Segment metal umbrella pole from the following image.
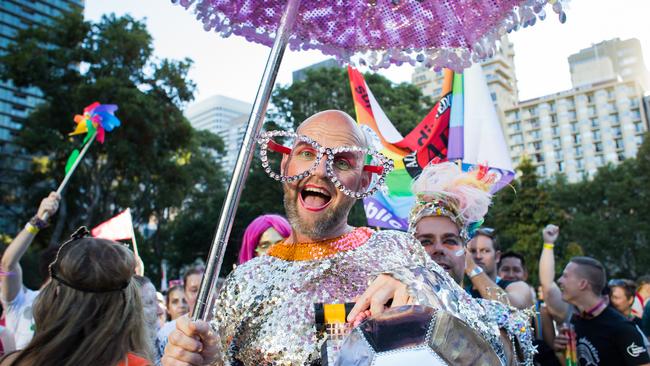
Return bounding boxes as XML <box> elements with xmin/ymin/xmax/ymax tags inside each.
<box><xmin>192</xmin><ymin>0</ymin><xmax>303</xmax><ymax>321</ymax></box>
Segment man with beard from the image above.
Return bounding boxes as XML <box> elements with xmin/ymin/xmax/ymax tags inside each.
<box><xmin>162</xmin><ymin>111</ymin><xmax>532</xmax><ymax>366</ymax></box>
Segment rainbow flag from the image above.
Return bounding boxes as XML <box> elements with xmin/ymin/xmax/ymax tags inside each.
<box><xmin>347</xmin><ymin>65</ymin><xmax>514</xmax><ymax>230</ymax></box>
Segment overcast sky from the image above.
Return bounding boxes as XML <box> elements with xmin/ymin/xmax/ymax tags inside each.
<box><xmin>85</xmin><ymin>0</ymin><xmax>650</xmax><ymax>106</ymax></box>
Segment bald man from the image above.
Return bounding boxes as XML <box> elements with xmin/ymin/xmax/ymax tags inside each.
<box><xmin>162</xmin><ymin>111</ymin><xmax>525</xmax><ymax>366</ymax></box>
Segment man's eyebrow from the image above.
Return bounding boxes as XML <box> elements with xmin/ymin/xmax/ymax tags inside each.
<box><xmin>441</xmin><ymin>233</ymin><xmax>461</xmax><ymax>239</ymax></box>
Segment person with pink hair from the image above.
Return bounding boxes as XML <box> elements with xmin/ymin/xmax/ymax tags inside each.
<box><xmin>238</xmin><ymin>214</ymin><xmax>291</xmax><ymax>264</ymax></box>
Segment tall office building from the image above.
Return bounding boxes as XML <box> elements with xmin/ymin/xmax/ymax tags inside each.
<box><xmin>0</xmin><ymin>0</ymin><xmax>85</xmax><ymax>232</ymax></box>
<box><xmin>503</xmin><ymin>79</ymin><xmax>647</xmax><ymax>182</ymax></box>
<box><xmin>569</xmin><ymin>38</ymin><xmax>650</xmax><ymax>90</ymax></box>
<box><xmin>184</xmin><ymin>95</ymin><xmax>252</xmax><ymax>174</ymax></box>
<box><xmin>412</xmin><ymin>35</ymin><xmax>519</xmax><ymax>110</ymax></box>
<box><xmin>292</xmin><ymin>58</ymin><xmax>339</xmax><ymax>83</ymax></box>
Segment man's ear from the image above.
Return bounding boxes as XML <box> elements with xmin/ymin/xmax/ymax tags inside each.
<box><xmin>578</xmin><ymin>278</ymin><xmax>589</xmax><ymax>292</ymax></box>
<box><xmin>495</xmin><ymin>250</ymin><xmax>501</xmax><ymax>262</ymax></box>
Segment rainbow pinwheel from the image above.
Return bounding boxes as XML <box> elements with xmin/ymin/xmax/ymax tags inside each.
<box><xmin>55</xmin><ymin>102</ymin><xmax>121</xmax><ymax>197</ymax></box>
<box><xmin>69</xmin><ymin>102</ymin><xmax>120</xmax><ymax>144</ymax></box>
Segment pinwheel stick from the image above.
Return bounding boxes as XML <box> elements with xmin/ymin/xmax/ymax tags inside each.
<box><xmin>42</xmin><ymin>132</ymin><xmax>97</xmax><ymax>222</ymax></box>
<box><xmin>192</xmin><ymin>0</ymin><xmax>303</xmax><ymax>321</ymax></box>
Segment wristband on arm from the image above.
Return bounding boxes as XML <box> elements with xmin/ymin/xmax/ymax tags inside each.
<box><xmin>543</xmin><ymin>243</ymin><xmax>555</xmax><ymax>250</ymax></box>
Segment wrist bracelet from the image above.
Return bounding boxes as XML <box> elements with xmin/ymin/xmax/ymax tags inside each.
<box><xmin>468</xmin><ymin>266</ymin><xmax>484</xmax><ymax>278</ymax></box>
<box><xmin>25</xmin><ymin>223</ymin><xmax>40</xmax><ymax>235</ymax></box>
<box><xmin>29</xmin><ymin>215</ymin><xmax>49</xmax><ymax>230</ymax></box>
<box><xmin>543</xmin><ymin>243</ymin><xmax>555</xmax><ymax>250</ymax></box>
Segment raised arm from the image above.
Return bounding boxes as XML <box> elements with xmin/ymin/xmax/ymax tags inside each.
<box><xmin>1</xmin><ymin>193</ymin><xmax>60</xmax><ymax>302</ymax></box>
<box><xmin>538</xmin><ymin>224</ymin><xmax>569</xmax><ymax>321</ymax></box>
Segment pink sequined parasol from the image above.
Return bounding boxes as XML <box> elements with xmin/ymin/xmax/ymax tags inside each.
<box><xmin>175</xmin><ymin>0</ymin><xmax>566</xmax><ymax>71</ymax></box>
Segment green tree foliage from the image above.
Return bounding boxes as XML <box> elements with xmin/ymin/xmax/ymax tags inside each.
<box><xmin>270</xmin><ymin>67</ymin><xmax>434</xmax><ymax>135</ymax></box>
<box><xmin>0</xmin><ymin>11</ymin><xmax>225</xmax><ymax>285</ymax></box>
<box><xmin>485</xmin><ymin>157</ymin><xmax>569</xmax><ymax>284</ymax></box>
<box><xmin>547</xmin><ymin>133</ymin><xmax>650</xmax><ymax>279</ymax></box>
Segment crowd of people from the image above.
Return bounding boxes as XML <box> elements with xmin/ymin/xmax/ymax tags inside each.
<box><xmin>0</xmin><ymin>110</ymin><xmax>648</xmax><ymax>365</ymax></box>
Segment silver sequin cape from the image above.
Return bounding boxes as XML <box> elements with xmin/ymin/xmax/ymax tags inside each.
<box><xmin>211</xmin><ymin>229</ymin><xmax>532</xmax><ymax>365</ymax></box>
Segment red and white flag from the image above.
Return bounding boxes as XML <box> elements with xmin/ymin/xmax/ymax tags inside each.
<box><xmin>92</xmin><ymin>208</ymin><xmax>134</xmax><ymax>240</ymax></box>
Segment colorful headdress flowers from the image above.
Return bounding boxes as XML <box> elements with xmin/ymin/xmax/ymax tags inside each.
<box><xmin>409</xmin><ymin>162</ymin><xmax>496</xmax><ymax>241</ymax></box>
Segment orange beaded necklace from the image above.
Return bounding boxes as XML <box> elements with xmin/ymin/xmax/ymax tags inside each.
<box><xmin>267</xmin><ymin>227</ymin><xmax>373</xmax><ymax>261</ymax></box>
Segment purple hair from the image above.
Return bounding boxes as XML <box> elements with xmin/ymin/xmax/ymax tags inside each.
<box><xmin>238</xmin><ymin>214</ymin><xmax>291</xmax><ymax>264</ymax></box>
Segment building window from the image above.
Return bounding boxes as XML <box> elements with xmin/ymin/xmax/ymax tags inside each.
<box><xmin>550</xmin><ymin>114</ymin><xmax>557</xmax><ymax>125</ymax></box>
<box><xmin>595</xmin><ymin>155</ymin><xmax>605</xmax><ymax>166</ymax></box>
<box><xmin>604</xmin><ymin>102</ymin><xmax>615</xmax><ymax>112</ymax></box>
<box><xmin>535</xmin><ymin>153</ymin><xmax>544</xmax><ymax>163</ymax></box>
<box><xmin>636</xmin><ymin>135</ymin><xmax>644</xmax><ymax>145</ymax></box>
<box><xmin>571</xmin><ymin>122</ymin><xmax>579</xmax><ymax>133</ymax></box>
<box><xmin>613</xmin><ymin>126</ymin><xmax>622</xmax><ymax>137</ymax></box>
<box><xmin>530</xmin><ymin>130</ymin><xmax>541</xmax><ymax>140</ymax></box>
<box><xmin>575</xmin><ymin>146</ymin><xmax>583</xmax><ymax>157</ymax></box>
<box><xmin>557</xmin><ymin>161</ymin><xmax>565</xmax><ymax>172</ymax></box>
<box><xmin>590</xmin><ymin>118</ymin><xmax>599</xmax><ymax>128</ymax></box>
<box><xmin>615</xmin><ymin>138</ymin><xmax>624</xmax><ymax>150</ymax></box>
<box><xmin>595</xmin><ymin>142</ymin><xmax>603</xmax><ymax>152</ymax></box>
<box><xmin>592</xmin><ymin>130</ymin><xmax>601</xmax><ymax>141</ymax></box>
<box><xmin>566</xmin><ymin>99</ymin><xmax>575</xmax><ymax>109</ymax></box>
<box><xmin>549</xmin><ymin>102</ymin><xmax>556</xmax><ymax>112</ymax></box>
<box><xmin>553</xmin><ymin>137</ymin><xmax>561</xmax><ymax>149</ymax></box>
<box><xmin>528</xmin><ymin>107</ymin><xmax>538</xmax><ymax>116</ymax></box>
<box><xmin>533</xmin><ymin>141</ymin><xmax>542</xmax><ymax>150</ymax></box>
<box><xmin>568</xmin><ymin>111</ymin><xmax>577</xmax><ymax>120</ymax></box>
<box><xmin>490</xmin><ymin>92</ymin><xmax>497</xmax><ymax>102</ymax></box>
<box><xmin>576</xmin><ymin>158</ymin><xmax>584</xmax><ymax>170</ymax></box>
<box><xmin>607</xmin><ymin>89</ymin><xmax>615</xmax><ymax>100</ymax></box>
<box><xmin>630</xmin><ymin>99</ymin><xmax>639</xmax><ymax>108</ymax></box>
<box><xmin>611</xmin><ymin>113</ymin><xmax>619</xmax><ymax>124</ymax></box>
<box><xmin>552</xmin><ymin>126</ymin><xmax>560</xmax><ymax>136</ymax></box>
<box><xmin>511</xmin><ymin>122</ymin><xmax>521</xmax><ymax>132</ymax></box>
<box><xmin>587</xmin><ymin>106</ymin><xmax>596</xmax><ymax>116</ymax></box>
<box><xmin>511</xmin><ymin>133</ymin><xmax>523</xmax><ymax>144</ymax></box>
<box><xmin>573</xmin><ymin>134</ymin><xmax>581</xmax><ymax>144</ymax></box>
<box><xmin>554</xmin><ymin>150</ymin><xmax>563</xmax><ymax>161</ymax></box>
<box><xmin>530</xmin><ymin>118</ymin><xmax>540</xmax><ymax>128</ymax></box>
<box><xmin>618</xmin><ymin>153</ymin><xmax>626</xmax><ymax>162</ymax></box>
<box><xmin>631</xmin><ymin>109</ymin><xmax>641</xmax><ymax>120</ymax></box>
<box><xmin>537</xmin><ymin>166</ymin><xmax>546</xmax><ymax>176</ymax></box>
<box><xmin>635</xmin><ymin>122</ymin><xmax>645</xmax><ymax>133</ymax></box>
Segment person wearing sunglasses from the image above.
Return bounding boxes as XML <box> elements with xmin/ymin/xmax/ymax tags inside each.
<box><xmin>0</xmin><ymin>228</ymin><xmax>152</xmax><ymax>366</ymax></box>
<box><xmin>162</xmin><ymin>110</ymin><xmax>534</xmax><ymax>365</ymax></box>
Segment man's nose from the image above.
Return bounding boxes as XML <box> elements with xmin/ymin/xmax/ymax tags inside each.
<box><xmin>430</xmin><ymin>240</ymin><xmax>447</xmax><ymax>257</ymax></box>
<box><xmin>312</xmin><ymin>155</ymin><xmax>328</xmax><ymax>177</ymax></box>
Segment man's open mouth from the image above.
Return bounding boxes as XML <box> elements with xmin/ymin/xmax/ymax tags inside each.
<box><xmin>299</xmin><ymin>184</ymin><xmax>333</xmax><ymax>211</ymax></box>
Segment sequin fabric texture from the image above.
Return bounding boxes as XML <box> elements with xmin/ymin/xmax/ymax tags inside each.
<box><xmin>173</xmin><ymin>0</ymin><xmax>566</xmax><ymax>71</ymax></box>
<box><xmin>211</xmin><ymin>228</ymin><xmax>534</xmax><ymax>365</ymax></box>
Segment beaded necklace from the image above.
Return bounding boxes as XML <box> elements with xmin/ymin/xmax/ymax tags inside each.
<box><xmin>267</xmin><ymin>227</ymin><xmax>373</xmax><ymax>261</ymax></box>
